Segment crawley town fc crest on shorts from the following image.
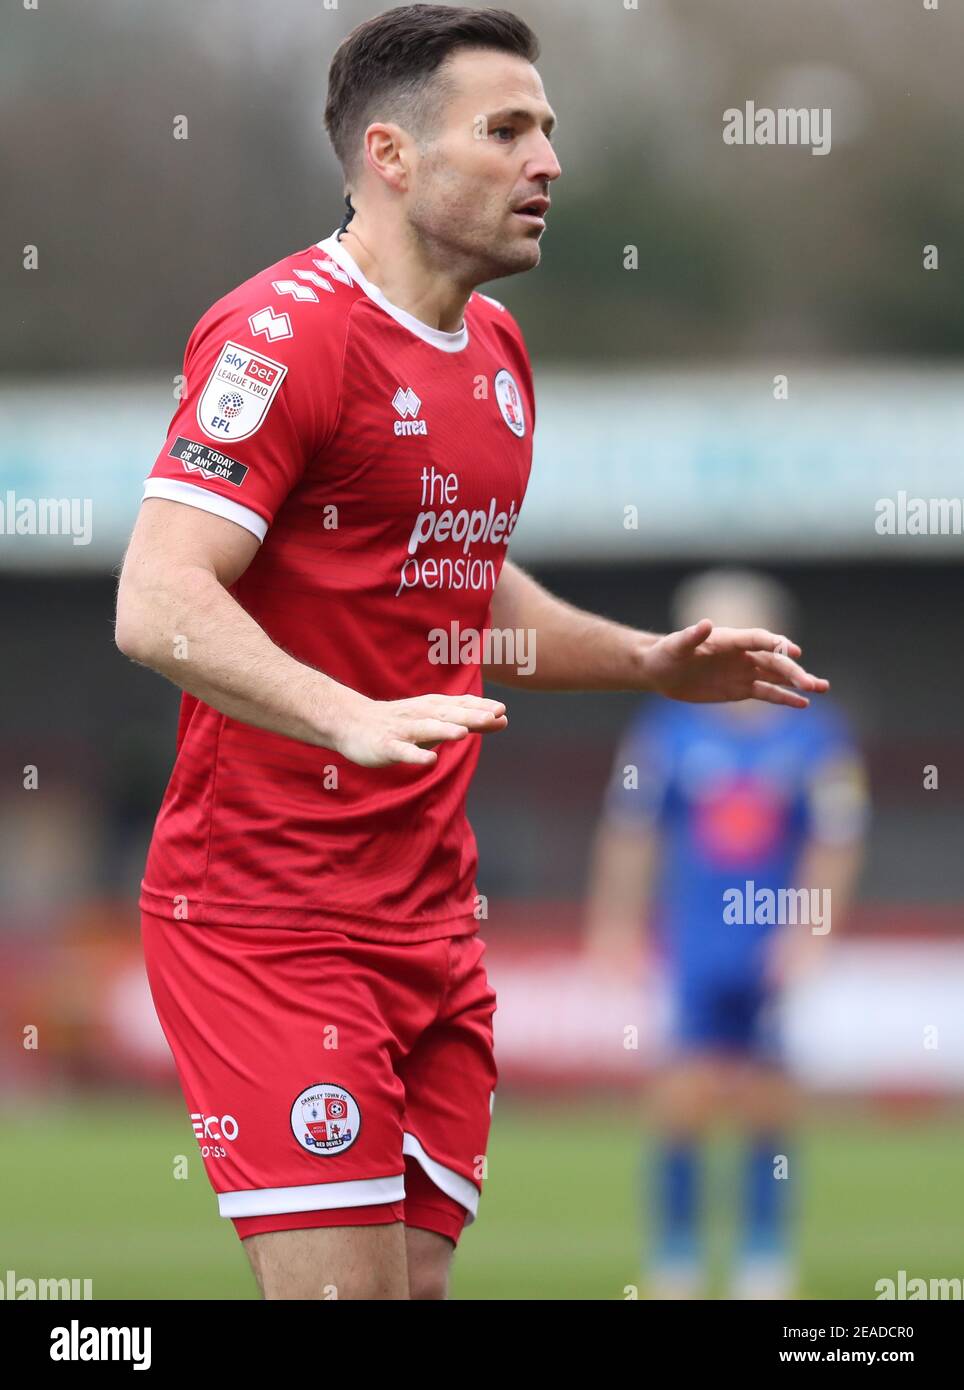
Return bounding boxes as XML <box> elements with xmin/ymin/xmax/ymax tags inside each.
<box><xmin>494</xmin><ymin>368</ymin><xmax>525</xmax><ymax>438</ymax></box>
<box><xmin>196</xmin><ymin>341</ymin><xmax>287</xmax><ymax>443</ymax></box>
<box><xmin>291</xmin><ymin>1083</ymin><xmax>361</xmax><ymax>1155</ymax></box>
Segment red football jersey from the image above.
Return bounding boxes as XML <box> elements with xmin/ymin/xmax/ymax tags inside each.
<box><xmin>139</xmin><ymin>231</ymin><xmax>535</xmax><ymax>942</ymax></box>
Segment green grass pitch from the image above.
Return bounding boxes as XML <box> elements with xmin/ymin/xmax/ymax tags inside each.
<box><xmin>1</xmin><ymin>1097</ymin><xmax>960</xmax><ymax>1300</ymax></box>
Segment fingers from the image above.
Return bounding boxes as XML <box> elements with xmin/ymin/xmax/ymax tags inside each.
<box><xmin>383</xmin><ymin>718</ymin><xmax>478</xmax><ymax>762</ymax></box>
<box><xmin>383</xmin><ymin>739</ymin><xmax>438</xmax><ymax>767</ymax></box>
<box><xmin>749</xmin><ymin>680</ymin><xmax>810</xmax><ymax>709</ymax></box>
<box><xmin>751</xmin><ymin>650</ymin><xmax>830</xmax><ymax>692</ymax></box>
<box><xmin>712</xmin><ymin>628</ymin><xmax>828</xmax><ymax>692</ymax></box>
<box><xmin>663</xmin><ymin>618</ymin><xmax>714</xmax><ymax>653</ymax></box>
<box><xmin>721</xmin><ymin>628</ymin><xmax>803</xmax><ymax>659</ymax></box>
<box><xmin>404</xmin><ymin>695</ymin><xmax>508</xmax><ymax>731</ymax></box>
<box><xmin>444</xmin><ymin>705</ymin><xmax>509</xmax><ymax>730</ymax></box>
<box><xmin>447</xmin><ymin>695</ymin><xmax>507</xmax><ymax>712</ymax></box>
<box><xmin>421</xmin><ymin>694</ymin><xmax>506</xmax><ymax>717</ymax></box>
<box><xmin>368</xmin><ymin>694</ymin><xmax>510</xmax><ymax>768</ymax></box>
<box><xmin>404</xmin><ymin>718</ymin><xmax>472</xmax><ymax>747</ymax></box>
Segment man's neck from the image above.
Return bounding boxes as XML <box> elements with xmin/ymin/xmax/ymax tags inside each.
<box><xmin>337</xmin><ymin>220</ymin><xmax>473</xmax><ymax>335</ymax></box>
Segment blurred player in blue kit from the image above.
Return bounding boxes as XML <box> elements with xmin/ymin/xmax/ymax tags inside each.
<box><xmin>585</xmin><ymin>570</ymin><xmax>869</xmax><ymax>1298</ymax></box>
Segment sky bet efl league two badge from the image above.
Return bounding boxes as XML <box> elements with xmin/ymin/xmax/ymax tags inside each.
<box><xmin>290</xmin><ymin>1084</ymin><xmax>361</xmax><ymax>1156</ymax></box>
<box><xmin>197</xmin><ymin>340</ymin><xmax>287</xmax><ymax>443</ymax></box>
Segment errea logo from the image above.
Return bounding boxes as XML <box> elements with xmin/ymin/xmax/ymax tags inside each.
<box><xmin>392</xmin><ymin>386</ymin><xmax>427</xmax><ymax>436</ymax></box>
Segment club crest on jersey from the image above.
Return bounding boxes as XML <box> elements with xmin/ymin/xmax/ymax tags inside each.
<box><xmin>494</xmin><ymin>368</ymin><xmax>525</xmax><ymax>437</ymax></box>
<box><xmin>392</xmin><ymin>385</ymin><xmax>427</xmax><ymax>436</ymax></box>
<box><xmin>290</xmin><ymin>1083</ymin><xmax>360</xmax><ymax>1156</ymax></box>
<box><xmin>197</xmin><ymin>340</ymin><xmax>287</xmax><ymax>443</ymax></box>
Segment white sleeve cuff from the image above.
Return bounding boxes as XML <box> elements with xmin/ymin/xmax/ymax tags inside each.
<box><xmin>142</xmin><ymin>477</ymin><xmax>268</xmax><ymax>541</ymax></box>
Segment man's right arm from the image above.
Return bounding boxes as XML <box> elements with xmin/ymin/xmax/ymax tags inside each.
<box><xmin>115</xmin><ymin>498</ymin><xmax>508</xmax><ymax>768</ymax></box>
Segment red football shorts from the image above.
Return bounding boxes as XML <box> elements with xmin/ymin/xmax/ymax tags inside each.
<box><xmin>140</xmin><ymin>912</ymin><xmax>498</xmax><ymax>1245</ymax></box>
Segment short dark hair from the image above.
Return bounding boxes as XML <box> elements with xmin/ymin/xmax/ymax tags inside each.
<box><xmin>325</xmin><ymin>4</ymin><xmax>540</xmax><ymax>183</ymax></box>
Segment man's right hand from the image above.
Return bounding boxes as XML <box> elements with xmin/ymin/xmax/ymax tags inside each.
<box><xmin>326</xmin><ymin>689</ymin><xmax>509</xmax><ymax>768</ymax></box>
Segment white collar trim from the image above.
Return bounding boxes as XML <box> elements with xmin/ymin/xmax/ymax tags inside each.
<box><xmin>316</xmin><ymin>233</ymin><xmax>470</xmax><ymax>353</ymax></box>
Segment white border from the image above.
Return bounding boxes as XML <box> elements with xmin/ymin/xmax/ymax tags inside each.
<box><xmin>218</xmin><ymin>1173</ymin><xmax>405</xmax><ymax>1218</ymax></box>
<box><xmin>142</xmin><ymin>478</ymin><xmax>268</xmax><ymax>541</ymax></box>
<box><xmin>214</xmin><ymin>1139</ymin><xmax>480</xmax><ymax>1223</ymax></box>
<box><xmin>195</xmin><ymin>339</ymin><xmax>288</xmax><ymax>443</ymax></box>
<box><xmin>317</xmin><ymin>233</ymin><xmax>470</xmax><ymax>354</ymax></box>
<box><xmin>403</xmin><ymin>1131</ymin><xmax>479</xmax><ymax>1224</ymax></box>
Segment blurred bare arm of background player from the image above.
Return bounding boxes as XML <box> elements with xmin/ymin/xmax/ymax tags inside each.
<box><xmin>766</xmin><ymin>754</ymin><xmax>870</xmax><ymax>986</ymax></box>
<box><xmin>484</xmin><ymin>560</ymin><xmax>829</xmax><ymax>707</ymax></box>
<box><xmin>115</xmin><ymin>499</ymin><xmax>508</xmax><ymax>769</ymax></box>
<box><xmin>582</xmin><ymin>817</ymin><xmax>660</xmax><ymax>981</ymax></box>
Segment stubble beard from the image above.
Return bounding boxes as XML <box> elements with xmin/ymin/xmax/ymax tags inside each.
<box><xmin>407</xmin><ymin>178</ymin><xmax>541</xmax><ymax>289</ymax></box>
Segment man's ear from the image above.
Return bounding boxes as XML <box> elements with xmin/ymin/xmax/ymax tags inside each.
<box><xmin>363</xmin><ymin>122</ymin><xmax>411</xmax><ymax>193</ymax></box>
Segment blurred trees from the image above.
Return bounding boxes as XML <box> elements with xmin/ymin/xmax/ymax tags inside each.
<box><xmin>2</xmin><ymin>0</ymin><xmax>962</xmax><ymax>370</ymax></box>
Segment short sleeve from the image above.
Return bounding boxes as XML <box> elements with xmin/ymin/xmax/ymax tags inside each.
<box><xmin>143</xmin><ymin>294</ymin><xmax>346</xmax><ymax>541</ymax></box>
<box><xmin>801</xmin><ymin>709</ymin><xmax>870</xmax><ymax>847</ymax></box>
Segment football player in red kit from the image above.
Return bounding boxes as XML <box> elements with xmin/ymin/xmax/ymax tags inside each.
<box><xmin>116</xmin><ymin>4</ymin><xmax>828</xmax><ymax>1300</ymax></box>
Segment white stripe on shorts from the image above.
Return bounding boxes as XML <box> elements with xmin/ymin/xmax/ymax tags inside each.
<box><xmin>218</xmin><ymin>1172</ymin><xmax>405</xmax><ymax>1219</ymax></box>
<box><xmin>402</xmin><ymin>1132</ymin><xmax>479</xmax><ymax>1224</ymax></box>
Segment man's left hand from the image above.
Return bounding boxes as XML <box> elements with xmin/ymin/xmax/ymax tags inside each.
<box><xmin>644</xmin><ymin>619</ymin><xmax>829</xmax><ymax>708</ymax></box>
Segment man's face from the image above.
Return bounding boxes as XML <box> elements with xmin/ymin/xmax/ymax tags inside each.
<box><xmin>405</xmin><ymin>48</ymin><xmax>561</xmax><ymax>282</ymax></box>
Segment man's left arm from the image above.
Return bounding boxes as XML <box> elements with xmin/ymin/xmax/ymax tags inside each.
<box><xmin>484</xmin><ymin>559</ymin><xmax>829</xmax><ymax>707</ymax></box>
